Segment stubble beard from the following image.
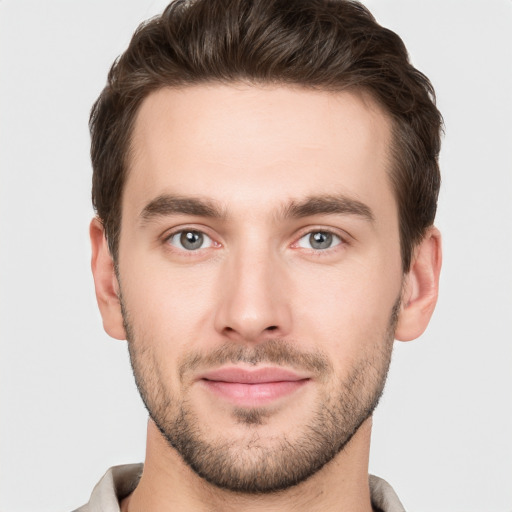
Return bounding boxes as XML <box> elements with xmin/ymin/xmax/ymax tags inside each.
<box><xmin>122</xmin><ymin>298</ymin><xmax>399</xmax><ymax>494</ymax></box>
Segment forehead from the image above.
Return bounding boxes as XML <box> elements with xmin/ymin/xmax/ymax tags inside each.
<box><xmin>125</xmin><ymin>84</ymin><xmax>395</xmax><ymax>220</ymax></box>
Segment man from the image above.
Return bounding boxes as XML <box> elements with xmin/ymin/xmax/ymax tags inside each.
<box><xmin>78</xmin><ymin>0</ymin><xmax>442</xmax><ymax>510</ymax></box>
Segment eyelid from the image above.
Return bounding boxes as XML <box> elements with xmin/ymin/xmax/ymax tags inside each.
<box><xmin>162</xmin><ymin>225</ymin><xmax>221</xmax><ymax>251</ymax></box>
<box><xmin>160</xmin><ymin>224</ymin><xmax>350</xmax><ymax>253</ymax></box>
<box><xmin>291</xmin><ymin>226</ymin><xmax>351</xmax><ymax>251</ymax></box>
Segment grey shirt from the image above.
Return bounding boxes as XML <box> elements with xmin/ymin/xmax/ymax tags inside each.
<box><xmin>74</xmin><ymin>464</ymin><xmax>406</xmax><ymax>512</ymax></box>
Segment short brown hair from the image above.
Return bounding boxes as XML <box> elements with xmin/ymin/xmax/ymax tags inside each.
<box><xmin>90</xmin><ymin>0</ymin><xmax>442</xmax><ymax>271</ymax></box>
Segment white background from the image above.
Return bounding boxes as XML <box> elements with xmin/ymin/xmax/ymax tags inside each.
<box><xmin>1</xmin><ymin>1</ymin><xmax>511</xmax><ymax>511</ymax></box>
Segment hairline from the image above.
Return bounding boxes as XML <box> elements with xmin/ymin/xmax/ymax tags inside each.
<box><xmin>109</xmin><ymin>80</ymin><xmax>422</xmax><ymax>271</ymax></box>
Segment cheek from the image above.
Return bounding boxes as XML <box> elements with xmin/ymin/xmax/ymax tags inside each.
<box><xmin>119</xmin><ymin>256</ymin><xmax>219</xmax><ymax>351</ymax></box>
<box><xmin>291</xmin><ymin>255</ymin><xmax>401</xmax><ymax>361</ymax></box>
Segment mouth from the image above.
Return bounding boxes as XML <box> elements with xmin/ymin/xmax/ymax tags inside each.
<box><xmin>198</xmin><ymin>366</ymin><xmax>310</xmax><ymax>407</ymax></box>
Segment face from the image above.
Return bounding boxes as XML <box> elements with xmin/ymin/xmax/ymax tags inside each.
<box><xmin>116</xmin><ymin>85</ymin><xmax>403</xmax><ymax>492</ymax></box>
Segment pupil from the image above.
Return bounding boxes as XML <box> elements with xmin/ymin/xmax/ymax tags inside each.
<box><xmin>180</xmin><ymin>231</ymin><xmax>203</xmax><ymax>250</ymax></box>
<box><xmin>310</xmin><ymin>232</ymin><xmax>332</xmax><ymax>249</ymax></box>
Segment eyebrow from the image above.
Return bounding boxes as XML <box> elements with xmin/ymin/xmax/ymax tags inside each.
<box><xmin>139</xmin><ymin>195</ymin><xmax>226</xmax><ymax>222</ymax></box>
<box><xmin>282</xmin><ymin>194</ymin><xmax>375</xmax><ymax>222</ymax></box>
<box><xmin>139</xmin><ymin>193</ymin><xmax>374</xmax><ymax>223</ymax></box>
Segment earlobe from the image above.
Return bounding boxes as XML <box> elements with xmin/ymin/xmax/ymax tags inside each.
<box><xmin>395</xmin><ymin>227</ymin><xmax>442</xmax><ymax>342</ymax></box>
<box><xmin>90</xmin><ymin>218</ymin><xmax>126</xmax><ymax>340</ymax></box>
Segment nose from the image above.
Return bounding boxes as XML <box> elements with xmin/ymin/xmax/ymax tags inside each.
<box><xmin>213</xmin><ymin>245</ymin><xmax>292</xmax><ymax>343</ymax></box>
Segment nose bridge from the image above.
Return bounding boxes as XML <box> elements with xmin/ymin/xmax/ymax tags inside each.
<box><xmin>214</xmin><ymin>236</ymin><xmax>291</xmax><ymax>341</ymax></box>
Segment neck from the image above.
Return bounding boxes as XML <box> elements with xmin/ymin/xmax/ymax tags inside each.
<box><xmin>121</xmin><ymin>418</ymin><xmax>374</xmax><ymax>512</ymax></box>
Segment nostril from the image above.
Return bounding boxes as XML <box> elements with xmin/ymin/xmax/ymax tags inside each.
<box><xmin>266</xmin><ymin>326</ymin><xmax>278</xmax><ymax>331</ymax></box>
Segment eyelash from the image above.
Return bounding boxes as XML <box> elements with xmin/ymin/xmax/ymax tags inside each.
<box><xmin>293</xmin><ymin>230</ymin><xmax>345</xmax><ymax>252</ymax></box>
<box><xmin>162</xmin><ymin>227</ymin><xmax>349</xmax><ymax>255</ymax></box>
<box><xmin>163</xmin><ymin>227</ymin><xmax>219</xmax><ymax>253</ymax></box>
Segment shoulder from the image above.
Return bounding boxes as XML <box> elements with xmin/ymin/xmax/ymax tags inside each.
<box><xmin>369</xmin><ymin>474</ymin><xmax>406</xmax><ymax>512</ymax></box>
<box><xmin>72</xmin><ymin>464</ymin><xmax>143</xmax><ymax>512</ymax></box>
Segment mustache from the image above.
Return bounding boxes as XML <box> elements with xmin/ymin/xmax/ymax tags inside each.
<box><xmin>178</xmin><ymin>339</ymin><xmax>333</xmax><ymax>382</ymax></box>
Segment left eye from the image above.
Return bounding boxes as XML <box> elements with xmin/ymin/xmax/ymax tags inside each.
<box><xmin>297</xmin><ymin>231</ymin><xmax>342</xmax><ymax>250</ymax></box>
<box><xmin>167</xmin><ymin>230</ymin><xmax>214</xmax><ymax>251</ymax></box>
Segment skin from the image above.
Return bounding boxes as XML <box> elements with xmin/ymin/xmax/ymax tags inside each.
<box><xmin>91</xmin><ymin>84</ymin><xmax>442</xmax><ymax>511</ymax></box>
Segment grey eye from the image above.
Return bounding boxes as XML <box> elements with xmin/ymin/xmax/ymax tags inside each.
<box><xmin>168</xmin><ymin>230</ymin><xmax>213</xmax><ymax>251</ymax></box>
<box><xmin>297</xmin><ymin>231</ymin><xmax>341</xmax><ymax>250</ymax></box>
<box><xmin>309</xmin><ymin>232</ymin><xmax>332</xmax><ymax>249</ymax></box>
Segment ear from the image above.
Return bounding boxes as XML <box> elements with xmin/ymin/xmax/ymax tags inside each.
<box><xmin>90</xmin><ymin>218</ymin><xmax>126</xmax><ymax>340</ymax></box>
<box><xmin>395</xmin><ymin>226</ymin><xmax>442</xmax><ymax>342</ymax></box>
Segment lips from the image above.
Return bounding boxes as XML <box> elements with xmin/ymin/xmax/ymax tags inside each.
<box><xmin>198</xmin><ymin>366</ymin><xmax>310</xmax><ymax>406</ymax></box>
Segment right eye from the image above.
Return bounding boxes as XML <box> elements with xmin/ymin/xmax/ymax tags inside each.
<box><xmin>166</xmin><ymin>230</ymin><xmax>214</xmax><ymax>251</ymax></box>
